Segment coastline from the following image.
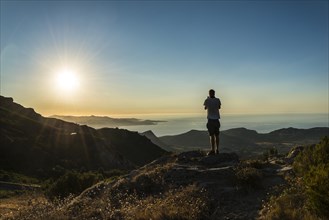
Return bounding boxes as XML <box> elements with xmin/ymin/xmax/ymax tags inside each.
<box><xmin>116</xmin><ymin>113</ymin><xmax>328</xmax><ymax>136</ymax></box>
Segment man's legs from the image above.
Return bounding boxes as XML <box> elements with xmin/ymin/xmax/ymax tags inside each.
<box><xmin>209</xmin><ymin>135</ymin><xmax>219</xmax><ymax>154</ymax></box>
<box><xmin>215</xmin><ymin>134</ymin><xmax>219</xmax><ymax>154</ymax></box>
<box><xmin>207</xmin><ymin>119</ymin><xmax>220</xmax><ymax>155</ymax></box>
<box><xmin>210</xmin><ymin>135</ymin><xmax>216</xmax><ymax>152</ymax></box>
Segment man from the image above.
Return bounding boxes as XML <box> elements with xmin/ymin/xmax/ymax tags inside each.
<box><xmin>203</xmin><ymin>89</ymin><xmax>221</xmax><ymax>155</ymax></box>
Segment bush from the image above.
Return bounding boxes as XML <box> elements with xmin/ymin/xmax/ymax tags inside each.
<box><xmin>0</xmin><ymin>170</ymin><xmax>39</xmax><ymax>184</ymax></box>
<box><xmin>263</xmin><ymin>147</ymin><xmax>279</xmax><ymax>160</ymax></box>
<box><xmin>244</xmin><ymin>159</ymin><xmax>266</xmax><ymax>169</ymax></box>
<box><xmin>293</xmin><ymin>136</ymin><xmax>329</xmax><ymax>217</ymax></box>
<box><xmin>261</xmin><ymin>186</ymin><xmax>318</xmax><ymax>220</ymax></box>
<box><xmin>260</xmin><ymin>137</ymin><xmax>329</xmax><ymax>220</ymax></box>
<box><xmin>44</xmin><ymin>171</ymin><xmax>104</xmax><ymax>200</ymax></box>
<box><xmin>235</xmin><ymin>166</ymin><xmax>263</xmax><ymax>190</ymax></box>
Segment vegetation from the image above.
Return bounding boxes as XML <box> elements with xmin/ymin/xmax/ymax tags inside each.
<box><xmin>0</xmin><ymin>190</ymin><xmax>24</xmax><ymax>199</ymax></box>
<box><xmin>294</xmin><ymin>136</ymin><xmax>329</xmax><ymax>217</ymax></box>
<box><xmin>261</xmin><ymin>137</ymin><xmax>329</xmax><ymax>219</ymax></box>
<box><xmin>262</xmin><ymin>146</ymin><xmax>279</xmax><ymax>160</ymax></box>
<box><xmin>5</xmin><ymin>184</ymin><xmax>209</xmax><ymax>220</ymax></box>
<box><xmin>261</xmin><ymin>185</ymin><xmax>318</xmax><ymax>220</ymax></box>
<box><xmin>235</xmin><ymin>162</ymin><xmax>263</xmax><ymax>190</ymax></box>
<box><xmin>0</xmin><ymin>170</ymin><xmax>39</xmax><ymax>184</ymax></box>
<box><xmin>0</xmin><ymin>170</ymin><xmax>40</xmax><ymax>199</ymax></box>
<box><xmin>117</xmin><ymin>184</ymin><xmax>210</xmax><ymax>220</ymax></box>
<box><xmin>42</xmin><ymin>168</ymin><xmax>127</xmax><ymax>201</ymax></box>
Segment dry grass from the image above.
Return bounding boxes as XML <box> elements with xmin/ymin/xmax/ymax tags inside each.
<box><xmin>119</xmin><ymin>184</ymin><xmax>209</xmax><ymax>220</ymax></box>
<box><xmin>259</xmin><ymin>192</ymin><xmax>320</xmax><ymax>220</ymax></box>
<box><xmin>0</xmin><ymin>191</ymin><xmax>52</xmax><ymax>220</ymax></box>
<box><xmin>8</xmin><ymin>185</ymin><xmax>209</xmax><ymax>220</ymax></box>
<box><xmin>5</xmin><ymin>170</ymin><xmax>210</xmax><ymax>220</ymax></box>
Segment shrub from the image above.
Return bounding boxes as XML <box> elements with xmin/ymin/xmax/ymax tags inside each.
<box><xmin>293</xmin><ymin>136</ymin><xmax>329</xmax><ymax>217</ymax></box>
<box><xmin>261</xmin><ymin>186</ymin><xmax>319</xmax><ymax>220</ymax></box>
<box><xmin>269</xmin><ymin>147</ymin><xmax>278</xmax><ymax>157</ymax></box>
<box><xmin>244</xmin><ymin>159</ymin><xmax>266</xmax><ymax>169</ymax></box>
<box><xmin>44</xmin><ymin>171</ymin><xmax>104</xmax><ymax>200</ymax></box>
<box><xmin>235</xmin><ymin>166</ymin><xmax>263</xmax><ymax>190</ymax></box>
<box><xmin>263</xmin><ymin>147</ymin><xmax>279</xmax><ymax>160</ymax></box>
<box><xmin>260</xmin><ymin>137</ymin><xmax>329</xmax><ymax>220</ymax></box>
<box><xmin>0</xmin><ymin>170</ymin><xmax>39</xmax><ymax>184</ymax></box>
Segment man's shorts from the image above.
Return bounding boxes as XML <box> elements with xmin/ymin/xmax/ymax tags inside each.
<box><xmin>207</xmin><ymin>119</ymin><xmax>220</xmax><ymax>136</ymax></box>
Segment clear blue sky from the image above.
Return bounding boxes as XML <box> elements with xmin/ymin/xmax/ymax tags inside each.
<box><xmin>1</xmin><ymin>0</ymin><xmax>328</xmax><ymax>116</ymax></box>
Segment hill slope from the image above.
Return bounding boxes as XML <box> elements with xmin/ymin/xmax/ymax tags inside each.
<box><xmin>0</xmin><ymin>96</ymin><xmax>166</xmax><ymax>176</ymax></box>
<box><xmin>97</xmin><ymin>128</ymin><xmax>167</xmax><ymax>166</ymax></box>
<box><xmin>140</xmin><ymin>130</ymin><xmax>175</xmax><ymax>152</ymax></box>
<box><xmin>11</xmin><ymin>150</ymin><xmax>297</xmax><ymax>219</ymax></box>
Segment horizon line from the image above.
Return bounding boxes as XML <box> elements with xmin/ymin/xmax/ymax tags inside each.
<box><xmin>46</xmin><ymin>112</ymin><xmax>329</xmax><ymax>118</ymax></box>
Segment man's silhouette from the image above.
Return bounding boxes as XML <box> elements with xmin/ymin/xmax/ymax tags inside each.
<box><xmin>203</xmin><ymin>89</ymin><xmax>221</xmax><ymax>155</ymax></box>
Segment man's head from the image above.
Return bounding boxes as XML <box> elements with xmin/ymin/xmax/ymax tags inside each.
<box><xmin>209</xmin><ymin>89</ymin><xmax>215</xmax><ymax>98</ymax></box>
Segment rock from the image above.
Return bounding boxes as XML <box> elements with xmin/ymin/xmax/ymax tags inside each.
<box><xmin>177</xmin><ymin>150</ymin><xmax>204</xmax><ymax>161</ymax></box>
<box><xmin>278</xmin><ymin>166</ymin><xmax>293</xmax><ymax>172</ymax></box>
<box><xmin>201</xmin><ymin>152</ymin><xmax>239</xmax><ymax>166</ymax></box>
<box><xmin>285</xmin><ymin>146</ymin><xmax>304</xmax><ymax>164</ymax></box>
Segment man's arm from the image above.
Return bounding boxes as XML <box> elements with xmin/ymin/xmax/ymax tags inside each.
<box><xmin>204</xmin><ymin>99</ymin><xmax>207</xmax><ymax>110</ymax></box>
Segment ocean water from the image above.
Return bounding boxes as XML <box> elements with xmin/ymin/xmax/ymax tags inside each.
<box><xmin>118</xmin><ymin>113</ymin><xmax>329</xmax><ymax>137</ymax></box>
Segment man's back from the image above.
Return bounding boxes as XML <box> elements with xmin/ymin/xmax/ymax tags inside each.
<box><xmin>204</xmin><ymin>97</ymin><xmax>221</xmax><ymax>120</ymax></box>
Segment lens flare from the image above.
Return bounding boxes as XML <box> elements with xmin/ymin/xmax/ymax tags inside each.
<box><xmin>56</xmin><ymin>68</ymin><xmax>79</xmax><ymax>92</ymax></box>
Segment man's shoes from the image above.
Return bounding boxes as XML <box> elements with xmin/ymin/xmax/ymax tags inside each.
<box><xmin>216</xmin><ymin>149</ymin><xmax>219</xmax><ymax>154</ymax></box>
<box><xmin>207</xmin><ymin>150</ymin><xmax>215</xmax><ymax>156</ymax></box>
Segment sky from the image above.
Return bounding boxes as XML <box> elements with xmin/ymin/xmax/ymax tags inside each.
<box><xmin>1</xmin><ymin>0</ymin><xmax>328</xmax><ymax>117</ymax></box>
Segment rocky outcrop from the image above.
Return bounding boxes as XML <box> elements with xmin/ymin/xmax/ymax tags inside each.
<box><xmin>0</xmin><ymin>96</ymin><xmax>42</xmax><ymax>120</ymax></box>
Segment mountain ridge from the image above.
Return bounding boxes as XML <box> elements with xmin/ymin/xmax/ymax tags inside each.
<box><xmin>158</xmin><ymin>127</ymin><xmax>328</xmax><ymax>158</ymax></box>
<box><xmin>140</xmin><ymin>130</ymin><xmax>175</xmax><ymax>152</ymax></box>
<box><xmin>0</xmin><ymin>96</ymin><xmax>166</xmax><ymax>177</ymax></box>
<box><xmin>50</xmin><ymin>115</ymin><xmax>166</xmax><ymax>128</ymax></box>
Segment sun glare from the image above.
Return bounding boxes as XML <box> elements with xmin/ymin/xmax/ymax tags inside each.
<box><xmin>55</xmin><ymin>68</ymin><xmax>80</xmax><ymax>92</ymax></box>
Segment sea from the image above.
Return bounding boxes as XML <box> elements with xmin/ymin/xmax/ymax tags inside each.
<box><xmin>118</xmin><ymin>113</ymin><xmax>329</xmax><ymax>137</ymax></box>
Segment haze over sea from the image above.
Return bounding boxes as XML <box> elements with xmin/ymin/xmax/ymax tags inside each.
<box><xmin>117</xmin><ymin>113</ymin><xmax>328</xmax><ymax>137</ymax></box>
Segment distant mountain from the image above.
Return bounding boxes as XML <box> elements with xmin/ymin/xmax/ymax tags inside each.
<box><xmin>97</xmin><ymin>128</ymin><xmax>167</xmax><ymax>166</ymax></box>
<box><xmin>140</xmin><ymin>130</ymin><xmax>175</xmax><ymax>152</ymax></box>
<box><xmin>159</xmin><ymin>127</ymin><xmax>329</xmax><ymax>158</ymax></box>
<box><xmin>51</xmin><ymin>115</ymin><xmax>166</xmax><ymax>128</ymax></box>
<box><xmin>159</xmin><ymin>130</ymin><xmax>209</xmax><ymax>150</ymax></box>
<box><xmin>0</xmin><ymin>96</ymin><xmax>167</xmax><ymax>177</ymax></box>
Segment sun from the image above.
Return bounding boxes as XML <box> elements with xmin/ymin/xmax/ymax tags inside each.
<box><xmin>55</xmin><ymin>68</ymin><xmax>80</xmax><ymax>92</ymax></box>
